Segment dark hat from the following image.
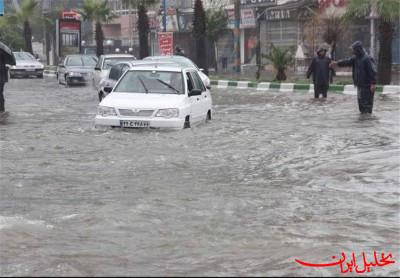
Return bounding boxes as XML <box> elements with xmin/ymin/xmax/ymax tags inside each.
<box><xmin>350</xmin><ymin>40</ymin><xmax>363</xmax><ymax>50</ymax></box>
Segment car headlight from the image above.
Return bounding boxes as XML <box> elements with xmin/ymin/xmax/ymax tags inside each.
<box><xmin>98</xmin><ymin>106</ymin><xmax>117</xmax><ymax>117</ymax></box>
<box><xmin>11</xmin><ymin>65</ymin><xmax>17</xmax><ymax>69</ymax></box>
<box><xmin>37</xmin><ymin>64</ymin><xmax>44</xmax><ymax>69</ymax></box>
<box><xmin>68</xmin><ymin>72</ymin><xmax>82</xmax><ymax>77</ymax></box>
<box><xmin>155</xmin><ymin>108</ymin><xmax>179</xmax><ymax>118</ymax></box>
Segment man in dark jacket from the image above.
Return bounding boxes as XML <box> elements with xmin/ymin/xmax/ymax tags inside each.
<box><xmin>307</xmin><ymin>44</ymin><xmax>332</xmax><ymax>99</ymax></box>
<box><xmin>331</xmin><ymin>41</ymin><xmax>377</xmax><ymax>114</ymax></box>
<box><xmin>174</xmin><ymin>46</ymin><xmax>185</xmax><ymax>57</ymax></box>
<box><xmin>0</xmin><ymin>52</ymin><xmax>8</xmax><ymax>113</ymax></box>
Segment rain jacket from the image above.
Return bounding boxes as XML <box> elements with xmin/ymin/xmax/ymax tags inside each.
<box><xmin>337</xmin><ymin>47</ymin><xmax>376</xmax><ymax>88</ymax></box>
<box><xmin>0</xmin><ymin>54</ymin><xmax>8</xmax><ymax>84</ymax></box>
<box><xmin>307</xmin><ymin>55</ymin><xmax>332</xmax><ymax>85</ymax></box>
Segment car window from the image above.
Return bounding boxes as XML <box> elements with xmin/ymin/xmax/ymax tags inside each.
<box><xmin>109</xmin><ymin>64</ymin><xmax>122</xmax><ymax>80</ymax></box>
<box><xmin>190</xmin><ymin>71</ymin><xmax>206</xmax><ymax>92</ymax></box>
<box><xmin>82</xmin><ymin>55</ymin><xmax>97</xmax><ymax>66</ymax></box>
<box><xmin>114</xmin><ymin>70</ymin><xmax>183</xmax><ymax>94</ymax></box>
<box><xmin>95</xmin><ymin>56</ymin><xmax>103</xmax><ymax>69</ymax></box>
<box><xmin>185</xmin><ymin>72</ymin><xmax>195</xmax><ymax>92</ymax></box>
<box><xmin>66</xmin><ymin>56</ymin><xmax>83</xmax><ymax>66</ymax></box>
<box><xmin>103</xmin><ymin>57</ymin><xmax>134</xmax><ymax>70</ymax></box>
<box><xmin>120</xmin><ymin>64</ymin><xmax>130</xmax><ymax>78</ymax></box>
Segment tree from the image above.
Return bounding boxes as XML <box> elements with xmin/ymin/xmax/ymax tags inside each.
<box><xmin>123</xmin><ymin>0</ymin><xmax>156</xmax><ymax>59</ymax></box>
<box><xmin>78</xmin><ymin>0</ymin><xmax>115</xmax><ymax>57</ymax></box>
<box><xmin>193</xmin><ymin>0</ymin><xmax>208</xmax><ymax>75</ymax></box>
<box><xmin>344</xmin><ymin>0</ymin><xmax>400</xmax><ymax>85</ymax></box>
<box><xmin>0</xmin><ymin>17</ymin><xmax>25</xmax><ymax>51</ymax></box>
<box><xmin>7</xmin><ymin>0</ymin><xmax>38</xmax><ymax>54</ymax></box>
<box><xmin>206</xmin><ymin>8</ymin><xmax>228</xmax><ymax>73</ymax></box>
<box><xmin>262</xmin><ymin>44</ymin><xmax>293</xmax><ymax>81</ymax></box>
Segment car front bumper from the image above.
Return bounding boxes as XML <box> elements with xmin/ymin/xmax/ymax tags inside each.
<box><xmin>95</xmin><ymin>116</ymin><xmax>185</xmax><ymax>129</ymax></box>
<box><xmin>10</xmin><ymin>69</ymin><xmax>43</xmax><ymax>76</ymax></box>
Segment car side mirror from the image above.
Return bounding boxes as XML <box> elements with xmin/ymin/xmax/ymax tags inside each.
<box><xmin>188</xmin><ymin>89</ymin><xmax>202</xmax><ymax>97</ymax></box>
<box><xmin>58</xmin><ymin>64</ymin><xmax>64</xmax><ymax>68</ymax></box>
<box><xmin>199</xmin><ymin>68</ymin><xmax>204</xmax><ymax>72</ymax></box>
<box><xmin>103</xmin><ymin>86</ymin><xmax>113</xmax><ymax>93</ymax></box>
<box><xmin>95</xmin><ymin>67</ymin><xmax>101</xmax><ymax>71</ymax></box>
<box><xmin>206</xmin><ymin>85</ymin><xmax>211</xmax><ymax>90</ymax></box>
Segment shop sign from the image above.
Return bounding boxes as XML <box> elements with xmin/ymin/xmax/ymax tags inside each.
<box><xmin>265</xmin><ymin>9</ymin><xmax>291</xmax><ymax>21</ymax></box>
<box><xmin>158</xmin><ymin>32</ymin><xmax>173</xmax><ymax>56</ymax></box>
<box><xmin>241</xmin><ymin>8</ymin><xmax>256</xmax><ymax>28</ymax></box>
<box><xmin>240</xmin><ymin>0</ymin><xmax>276</xmax><ymax>8</ymax></box>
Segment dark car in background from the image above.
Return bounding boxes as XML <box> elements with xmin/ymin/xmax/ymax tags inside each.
<box><xmin>57</xmin><ymin>55</ymin><xmax>98</xmax><ymax>87</ymax></box>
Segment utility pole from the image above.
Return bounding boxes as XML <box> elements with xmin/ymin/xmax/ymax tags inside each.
<box><xmin>234</xmin><ymin>0</ymin><xmax>240</xmax><ymax>73</ymax></box>
<box><xmin>163</xmin><ymin>0</ymin><xmax>167</xmax><ymax>32</ymax></box>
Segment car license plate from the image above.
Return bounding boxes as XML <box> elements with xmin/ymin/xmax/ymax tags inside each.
<box><xmin>120</xmin><ymin>120</ymin><xmax>150</xmax><ymax>128</ymax></box>
<box><xmin>26</xmin><ymin>69</ymin><xmax>35</xmax><ymax>72</ymax></box>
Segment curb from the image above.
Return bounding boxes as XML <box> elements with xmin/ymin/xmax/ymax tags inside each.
<box><xmin>210</xmin><ymin>80</ymin><xmax>400</xmax><ymax>96</ymax></box>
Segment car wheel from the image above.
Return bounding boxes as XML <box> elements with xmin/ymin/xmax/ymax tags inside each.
<box><xmin>37</xmin><ymin>74</ymin><xmax>43</xmax><ymax>79</ymax></box>
<box><xmin>64</xmin><ymin>76</ymin><xmax>69</xmax><ymax>87</ymax></box>
<box><xmin>206</xmin><ymin>110</ymin><xmax>212</xmax><ymax>122</ymax></box>
<box><xmin>184</xmin><ymin>116</ymin><xmax>191</xmax><ymax>129</ymax></box>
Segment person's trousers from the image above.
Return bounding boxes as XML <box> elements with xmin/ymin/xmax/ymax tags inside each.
<box><xmin>314</xmin><ymin>84</ymin><xmax>329</xmax><ymax>98</ymax></box>
<box><xmin>0</xmin><ymin>83</ymin><xmax>4</xmax><ymax>112</ymax></box>
<box><xmin>357</xmin><ymin>86</ymin><xmax>374</xmax><ymax>113</ymax></box>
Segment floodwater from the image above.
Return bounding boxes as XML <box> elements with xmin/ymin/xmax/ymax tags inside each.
<box><xmin>0</xmin><ymin>78</ymin><xmax>399</xmax><ymax>276</ymax></box>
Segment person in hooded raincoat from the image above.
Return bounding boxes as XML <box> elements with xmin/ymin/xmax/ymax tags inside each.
<box><xmin>174</xmin><ymin>46</ymin><xmax>185</xmax><ymax>57</ymax></box>
<box><xmin>306</xmin><ymin>44</ymin><xmax>333</xmax><ymax>99</ymax></box>
<box><xmin>0</xmin><ymin>52</ymin><xmax>9</xmax><ymax>112</ymax></box>
<box><xmin>331</xmin><ymin>41</ymin><xmax>377</xmax><ymax>114</ymax></box>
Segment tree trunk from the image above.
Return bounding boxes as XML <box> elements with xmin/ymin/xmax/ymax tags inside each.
<box><xmin>214</xmin><ymin>40</ymin><xmax>218</xmax><ymax>73</ymax></box>
<box><xmin>196</xmin><ymin>37</ymin><xmax>208</xmax><ymax>75</ymax></box>
<box><xmin>377</xmin><ymin>20</ymin><xmax>393</xmax><ymax>85</ymax></box>
<box><xmin>138</xmin><ymin>4</ymin><xmax>149</xmax><ymax>59</ymax></box>
<box><xmin>95</xmin><ymin>21</ymin><xmax>104</xmax><ymax>57</ymax></box>
<box><xmin>276</xmin><ymin>69</ymin><xmax>286</xmax><ymax>81</ymax></box>
<box><xmin>24</xmin><ymin>21</ymin><xmax>33</xmax><ymax>54</ymax></box>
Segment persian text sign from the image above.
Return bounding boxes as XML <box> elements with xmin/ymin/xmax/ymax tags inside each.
<box><xmin>158</xmin><ymin>32</ymin><xmax>173</xmax><ymax>56</ymax></box>
<box><xmin>296</xmin><ymin>251</ymin><xmax>396</xmax><ymax>274</ymax></box>
<box><xmin>240</xmin><ymin>0</ymin><xmax>276</xmax><ymax>8</ymax></box>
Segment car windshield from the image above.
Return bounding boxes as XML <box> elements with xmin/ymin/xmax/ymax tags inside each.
<box><xmin>14</xmin><ymin>52</ymin><xmax>36</xmax><ymax>61</ymax></box>
<box><xmin>114</xmin><ymin>70</ymin><xmax>184</xmax><ymax>94</ymax></box>
<box><xmin>103</xmin><ymin>58</ymin><xmax>133</xmax><ymax>70</ymax></box>
<box><xmin>66</xmin><ymin>56</ymin><xmax>97</xmax><ymax>66</ymax></box>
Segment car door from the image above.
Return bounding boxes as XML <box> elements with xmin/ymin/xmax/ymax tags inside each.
<box><xmin>93</xmin><ymin>56</ymin><xmax>103</xmax><ymax>89</ymax></box>
<box><xmin>185</xmin><ymin>71</ymin><xmax>202</xmax><ymax>123</ymax></box>
<box><xmin>190</xmin><ymin>71</ymin><xmax>210</xmax><ymax>119</ymax></box>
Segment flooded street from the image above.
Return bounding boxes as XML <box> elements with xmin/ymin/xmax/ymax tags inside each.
<box><xmin>0</xmin><ymin>78</ymin><xmax>399</xmax><ymax>276</ymax></box>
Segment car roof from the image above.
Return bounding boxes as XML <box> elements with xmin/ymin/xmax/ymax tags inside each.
<box><xmin>102</xmin><ymin>54</ymin><xmax>135</xmax><ymax>58</ymax></box>
<box><xmin>127</xmin><ymin>64</ymin><xmax>188</xmax><ymax>72</ymax></box>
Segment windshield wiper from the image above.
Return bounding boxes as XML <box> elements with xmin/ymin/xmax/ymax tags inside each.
<box><xmin>156</xmin><ymin>78</ymin><xmax>180</xmax><ymax>94</ymax></box>
<box><xmin>137</xmin><ymin>76</ymin><xmax>149</xmax><ymax>93</ymax></box>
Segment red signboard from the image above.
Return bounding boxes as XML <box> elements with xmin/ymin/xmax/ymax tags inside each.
<box><xmin>59</xmin><ymin>21</ymin><xmax>80</xmax><ymax>31</ymax></box>
<box><xmin>158</xmin><ymin>32</ymin><xmax>174</xmax><ymax>56</ymax></box>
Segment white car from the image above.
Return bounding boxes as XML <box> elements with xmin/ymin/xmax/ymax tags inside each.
<box><xmin>9</xmin><ymin>52</ymin><xmax>44</xmax><ymax>78</ymax></box>
<box><xmin>95</xmin><ymin>64</ymin><xmax>212</xmax><ymax>129</ymax></box>
<box><xmin>92</xmin><ymin>54</ymin><xmax>136</xmax><ymax>91</ymax></box>
<box><xmin>143</xmin><ymin>55</ymin><xmax>211</xmax><ymax>89</ymax></box>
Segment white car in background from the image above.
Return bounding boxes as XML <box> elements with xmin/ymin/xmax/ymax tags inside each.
<box><xmin>143</xmin><ymin>55</ymin><xmax>211</xmax><ymax>89</ymax></box>
<box><xmin>95</xmin><ymin>64</ymin><xmax>212</xmax><ymax>129</ymax></box>
<box><xmin>92</xmin><ymin>54</ymin><xmax>136</xmax><ymax>91</ymax></box>
<box><xmin>9</xmin><ymin>52</ymin><xmax>44</xmax><ymax>78</ymax></box>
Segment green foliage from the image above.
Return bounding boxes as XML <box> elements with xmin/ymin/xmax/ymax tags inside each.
<box><xmin>206</xmin><ymin>8</ymin><xmax>228</xmax><ymax>42</ymax></box>
<box><xmin>0</xmin><ymin>17</ymin><xmax>24</xmax><ymax>50</ymax></box>
<box><xmin>262</xmin><ymin>44</ymin><xmax>293</xmax><ymax>81</ymax></box>
<box><xmin>78</xmin><ymin>0</ymin><xmax>115</xmax><ymax>23</ymax></box>
<box><xmin>344</xmin><ymin>0</ymin><xmax>400</xmax><ymax>23</ymax></box>
<box><xmin>193</xmin><ymin>0</ymin><xmax>206</xmax><ymax>38</ymax></box>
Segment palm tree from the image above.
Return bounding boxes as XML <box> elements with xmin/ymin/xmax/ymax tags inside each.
<box><xmin>7</xmin><ymin>0</ymin><xmax>38</xmax><ymax>54</ymax></box>
<box><xmin>78</xmin><ymin>0</ymin><xmax>115</xmax><ymax>57</ymax></box>
<box><xmin>344</xmin><ymin>0</ymin><xmax>400</xmax><ymax>85</ymax></box>
<box><xmin>206</xmin><ymin>8</ymin><xmax>228</xmax><ymax>73</ymax></box>
<box><xmin>123</xmin><ymin>0</ymin><xmax>156</xmax><ymax>58</ymax></box>
<box><xmin>262</xmin><ymin>44</ymin><xmax>293</xmax><ymax>81</ymax></box>
<box><xmin>193</xmin><ymin>0</ymin><xmax>208</xmax><ymax>75</ymax></box>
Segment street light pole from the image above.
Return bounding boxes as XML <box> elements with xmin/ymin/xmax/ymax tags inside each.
<box><xmin>163</xmin><ymin>0</ymin><xmax>167</xmax><ymax>32</ymax></box>
<box><xmin>234</xmin><ymin>0</ymin><xmax>241</xmax><ymax>73</ymax></box>
<box><xmin>368</xmin><ymin>2</ymin><xmax>378</xmax><ymax>59</ymax></box>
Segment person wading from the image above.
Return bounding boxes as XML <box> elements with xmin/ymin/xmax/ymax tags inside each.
<box><xmin>0</xmin><ymin>41</ymin><xmax>15</xmax><ymax>114</ymax></box>
<box><xmin>306</xmin><ymin>44</ymin><xmax>332</xmax><ymax>99</ymax></box>
<box><xmin>331</xmin><ymin>41</ymin><xmax>377</xmax><ymax>114</ymax></box>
